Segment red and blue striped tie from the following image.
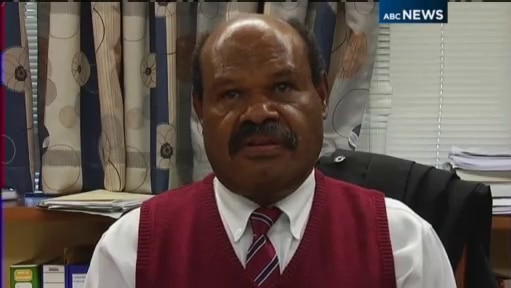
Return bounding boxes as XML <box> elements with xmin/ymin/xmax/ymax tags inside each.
<box><xmin>246</xmin><ymin>207</ymin><xmax>282</xmax><ymax>287</ymax></box>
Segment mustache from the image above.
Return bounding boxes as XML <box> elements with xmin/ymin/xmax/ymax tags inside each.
<box><xmin>228</xmin><ymin>120</ymin><xmax>298</xmax><ymax>156</ymax></box>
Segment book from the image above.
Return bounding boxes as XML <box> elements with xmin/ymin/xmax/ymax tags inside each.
<box><xmin>66</xmin><ymin>265</ymin><xmax>89</xmax><ymax>288</ymax></box>
<box><xmin>455</xmin><ymin>169</ymin><xmax>511</xmax><ymax>183</ymax></box>
<box><xmin>36</xmin><ymin>261</ymin><xmax>89</xmax><ymax>288</ymax></box>
<box><xmin>490</xmin><ymin>183</ymin><xmax>511</xmax><ymax>198</ymax></box>
<box><xmin>63</xmin><ymin>244</ymin><xmax>93</xmax><ymax>288</ymax></box>
<box><xmin>10</xmin><ymin>263</ymin><xmax>42</xmax><ymax>288</ymax></box>
<box><xmin>43</xmin><ymin>262</ymin><xmax>66</xmax><ymax>288</ymax></box>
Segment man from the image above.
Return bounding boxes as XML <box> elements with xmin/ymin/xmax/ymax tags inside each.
<box><xmin>84</xmin><ymin>14</ymin><xmax>456</xmax><ymax>288</ymax></box>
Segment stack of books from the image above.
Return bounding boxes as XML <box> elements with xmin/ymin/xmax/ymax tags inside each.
<box><xmin>10</xmin><ymin>246</ymin><xmax>93</xmax><ymax>288</ymax></box>
<box><xmin>448</xmin><ymin>146</ymin><xmax>511</xmax><ymax>215</ymax></box>
<box><xmin>11</xmin><ymin>262</ymin><xmax>89</xmax><ymax>288</ymax></box>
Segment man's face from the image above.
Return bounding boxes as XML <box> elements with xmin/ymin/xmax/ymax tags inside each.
<box><xmin>194</xmin><ymin>18</ymin><xmax>328</xmax><ymax>199</ymax></box>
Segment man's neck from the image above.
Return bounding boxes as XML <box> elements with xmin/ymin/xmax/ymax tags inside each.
<box><xmin>222</xmin><ymin>168</ymin><xmax>315</xmax><ymax>207</ymax></box>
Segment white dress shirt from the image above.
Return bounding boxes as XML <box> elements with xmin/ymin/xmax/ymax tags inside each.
<box><xmin>84</xmin><ymin>171</ymin><xmax>457</xmax><ymax>288</ymax></box>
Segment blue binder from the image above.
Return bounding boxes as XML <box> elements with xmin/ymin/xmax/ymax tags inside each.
<box><xmin>65</xmin><ymin>265</ymin><xmax>89</xmax><ymax>288</ymax></box>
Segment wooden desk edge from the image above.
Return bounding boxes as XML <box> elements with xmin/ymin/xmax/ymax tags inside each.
<box><xmin>3</xmin><ymin>205</ymin><xmax>116</xmax><ymax>222</ymax></box>
<box><xmin>5</xmin><ymin>206</ymin><xmax>511</xmax><ymax>226</ymax></box>
<box><xmin>492</xmin><ymin>215</ymin><xmax>511</xmax><ymax>230</ymax></box>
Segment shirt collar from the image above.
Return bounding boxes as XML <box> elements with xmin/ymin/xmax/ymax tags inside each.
<box><xmin>214</xmin><ymin>170</ymin><xmax>316</xmax><ymax>243</ymax></box>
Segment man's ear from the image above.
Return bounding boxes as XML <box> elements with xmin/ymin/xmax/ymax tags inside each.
<box><xmin>316</xmin><ymin>71</ymin><xmax>330</xmax><ymax>119</ymax></box>
<box><xmin>192</xmin><ymin>89</ymin><xmax>203</xmax><ymax>122</ymax></box>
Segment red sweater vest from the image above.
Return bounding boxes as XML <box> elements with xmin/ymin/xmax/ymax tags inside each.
<box><xmin>136</xmin><ymin>171</ymin><xmax>396</xmax><ymax>288</ymax></box>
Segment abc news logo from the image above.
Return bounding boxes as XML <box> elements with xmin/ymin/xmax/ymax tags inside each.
<box><xmin>382</xmin><ymin>9</ymin><xmax>444</xmax><ymax>22</ymax></box>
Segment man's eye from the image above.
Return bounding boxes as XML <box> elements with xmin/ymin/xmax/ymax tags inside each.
<box><xmin>273</xmin><ymin>83</ymin><xmax>291</xmax><ymax>93</ymax></box>
<box><xmin>223</xmin><ymin>90</ymin><xmax>241</xmax><ymax>100</ymax></box>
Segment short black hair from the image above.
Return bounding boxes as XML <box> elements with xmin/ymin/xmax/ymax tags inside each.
<box><xmin>191</xmin><ymin>18</ymin><xmax>326</xmax><ymax>100</ymax></box>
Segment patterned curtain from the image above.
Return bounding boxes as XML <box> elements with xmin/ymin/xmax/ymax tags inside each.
<box><xmin>318</xmin><ymin>2</ymin><xmax>379</xmax><ymax>155</ymax></box>
<box><xmin>2</xmin><ymin>3</ymin><xmax>36</xmax><ymax>193</ymax></box>
<box><xmin>1</xmin><ymin>2</ymin><xmax>379</xmax><ymax>194</ymax></box>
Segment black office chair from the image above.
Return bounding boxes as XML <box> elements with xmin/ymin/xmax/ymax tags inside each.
<box><xmin>316</xmin><ymin>149</ymin><xmax>496</xmax><ymax>288</ymax></box>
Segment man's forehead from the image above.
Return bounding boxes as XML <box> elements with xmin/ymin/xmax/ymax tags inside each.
<box><xmin>212</xmin><ymin>18</ymin><xmax>279</xmax><ymax>49</ymax></box>
<box><xmin>201</xmin><ymin>17</ymin><xmax>306</xmax><ymax>75</ymax></box>
<box><xmin>206</xmin><ymin>16</ymin><xmax>293</xmax><ymax>46</ymax></box>
<box><xmin>211</xmin><ymin>38</ymin><xmax>293</xmax><ymax>66</ymax></box>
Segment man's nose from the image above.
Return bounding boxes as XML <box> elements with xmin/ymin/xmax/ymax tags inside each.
<box><xmin>239</xmin><ymin>99</ymin><xmax>279</xmax><ymax>125</ymax></box>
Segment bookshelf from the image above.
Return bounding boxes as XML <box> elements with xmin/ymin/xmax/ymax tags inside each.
<box><xmin>3</xmin><ymin>202</ymin><xmax>114</xmax><ymax>288</ymax></box>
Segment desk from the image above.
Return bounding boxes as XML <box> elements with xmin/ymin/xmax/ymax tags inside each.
<box><xmin>491</xmin><ymin>215</ymin><xmax>511</xmax><ymax>283</ymax></box>
<box><xmin>493</xmin><ymin>215</ymin><xmax>511</xmax><ymax>230</ymax></box>
<box><xmin>3</xmin><ymin>200</ymin><xmax>114</xmax><ymax>222</ymax></box>
<box><xmin>439</xmin><ymin>216</ymin><xmax>510</xmax><ymax>288</ymax></box>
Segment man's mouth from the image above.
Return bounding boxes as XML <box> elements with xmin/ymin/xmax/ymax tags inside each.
<box><xmin>243</xmin><ymin>136</ymin><xmax>283</xmax><ymax>147</ymax></box>
<box><xmin>237</xmin><ymin>136</ymin><xmax>286</xmax><ymax>158</ymax></box>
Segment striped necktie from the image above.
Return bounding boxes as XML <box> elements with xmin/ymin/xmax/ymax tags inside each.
<box><xmin>245</xmin><ymin>207</ymin><xmax>282</xmax><ymax>287</ymax></box>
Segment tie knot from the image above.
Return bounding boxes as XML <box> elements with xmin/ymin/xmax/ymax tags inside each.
<box><xmin>249</xmin><ymin>207</ymin><xmax>282</xmax><ymax>236</ymax></box>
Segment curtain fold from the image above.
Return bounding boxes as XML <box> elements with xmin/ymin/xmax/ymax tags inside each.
<box><xmin>92</xmin><ymin>3</ymin><xmax>125</xmax><ymax>192</ymax></box>
<box><xmin>3</xmin><ymin>3</ymin><xmax>35</xmax><ymax>193</ymax></box>
<box><xmin>2</xmin><ymin>2</ymin><xmax>379</xmax><ymax>194</ymax></box>
<box><xmin>79</xmin><ymin>3</ymin><xmax>103</xmax><ymax>192</ymax></box>
<box><xmin>122</xmin><ymin>2</ymin><xmax>151</xmax><ymax>193</ymax></box>
<box><xmin>264</xmin><ymin>1</ymin><xmax>309</xmax><ymax>22</ymax></box>
<box><xmin>42</xmin><ymin>3</ymin><xmax>83</xmax><ymax>194</ymax></box>
<box><xmin>321</xmin><ymin>3</ymin><xmax>380</xmax><ymax>155</ymax></box>
<box><xmin>150</xmin><ymin>3</ymin><xmax>178</xmax><ymax>192</ymax></box>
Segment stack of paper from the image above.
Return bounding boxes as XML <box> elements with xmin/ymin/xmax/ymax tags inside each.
<box><xmin>38</xmin><ymin>190</ymin><xmax>154</xmax><ymax>218</ymax></box>
<box><xmin>448</xmin><ymin>146</ymin><xmax>511</xmax><ymax>215</ymax></box>
<box><xmin>448</xmin><ymin>146</ymin><xmax>511</xmax><ymax>171</ymax></box>
<box><xmin>493</xmin><ymin>198</ymin><xmax>511</xmax><ymax>215</ymax></box>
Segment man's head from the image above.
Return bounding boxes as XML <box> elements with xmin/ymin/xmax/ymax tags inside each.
<box><xmin>192</xmin><ymin>14</ymin><xmax>329</xmax><ymax>206</ymax></box>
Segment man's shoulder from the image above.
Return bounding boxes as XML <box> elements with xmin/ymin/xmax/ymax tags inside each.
<box><xmin>385</xmin><ymin>197</ymin><xmax>432</xmax><ymax>228</ymax></box>
<box><xmin>142</xmin><ymin>178</ymin><xmax>207</xmax><ymax>208</ymax></box>
<box><xmin>383</xmin><ymin>197</ymin><xmax>457</xmax><ymax>286</ymax></box>
<box><xmin>97</xmin><ymin>207</ymin><xmax>141</xmax><ymax>259</ymax></box>
<box><xmin>384</xmin><ymin>197</ymin><xmax>434</xmax><ymax>244</ymax></box>
<box><xmin>322</xmin><ymin>175</ymin><xmax>432</xmax><ymax>230</ymax></box>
